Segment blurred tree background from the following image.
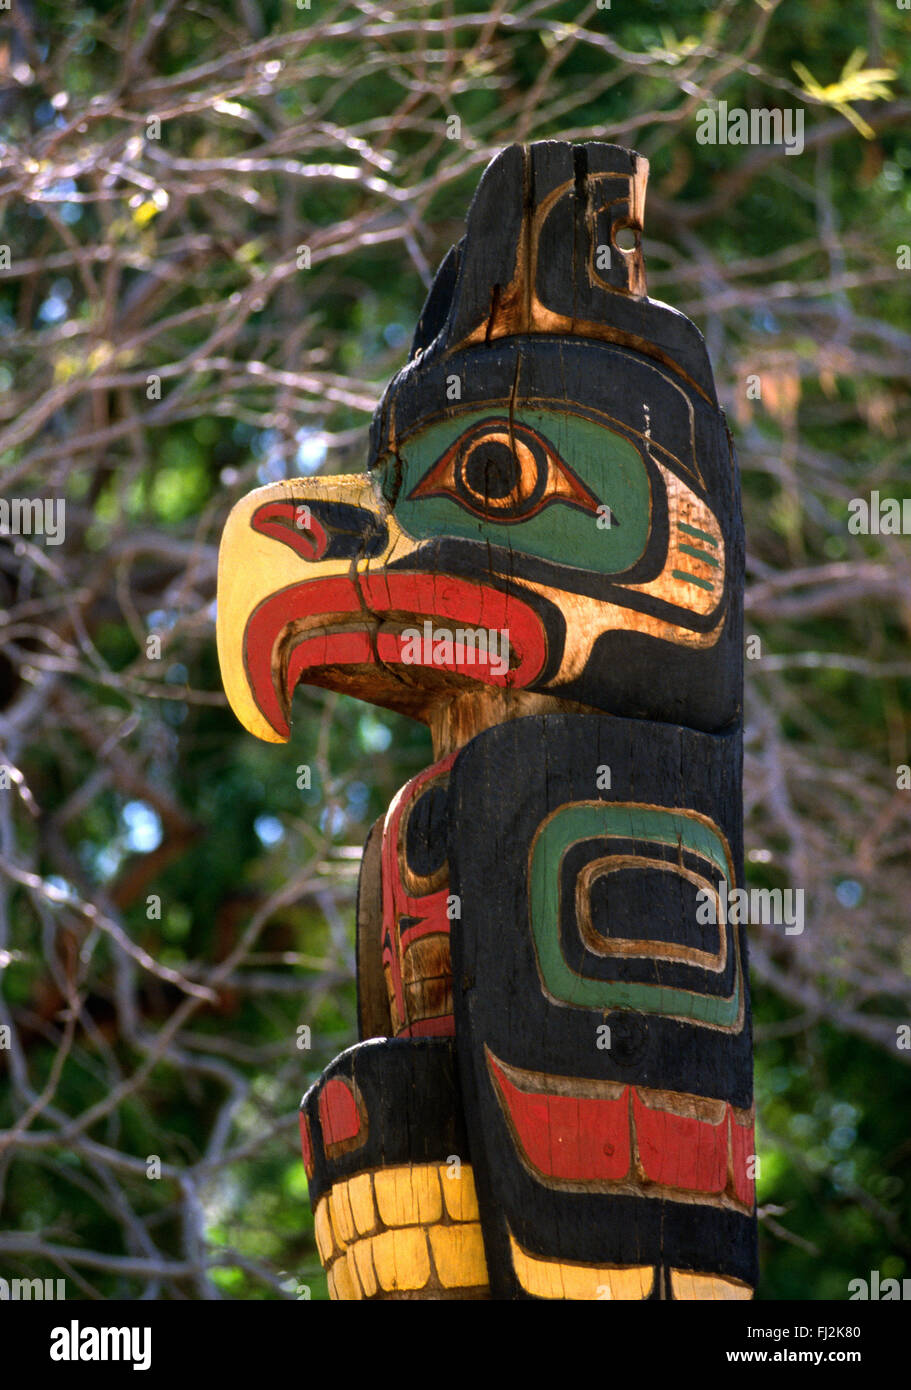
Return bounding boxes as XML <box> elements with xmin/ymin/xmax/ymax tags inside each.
<box><xmin>0</xmin><ymin>0</ymin><xmax>909</xmax><ymax>1300</ymax></box>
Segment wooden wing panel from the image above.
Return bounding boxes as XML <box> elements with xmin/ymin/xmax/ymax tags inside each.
<box><xmin>448</xmin><ymin>713</ymin><xmax>756</xmax><ymax>1299</ymax></box>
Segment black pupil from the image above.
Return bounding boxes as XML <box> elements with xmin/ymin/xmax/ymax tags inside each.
<box><xmin>462</xmin><ymin>439</ymin><xmax>520</xmax><ymax>500</ymax></box>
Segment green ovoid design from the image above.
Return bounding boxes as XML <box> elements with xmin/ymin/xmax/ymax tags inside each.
<box><xmin>528</xmin><ymin>802</ymin><xmax>742</xmax><ymax>1026</ymax></box>
<box><xmin>389</xmin><ymin>407</ymin><xmax>652</xmax><ymax>573</ymax></box>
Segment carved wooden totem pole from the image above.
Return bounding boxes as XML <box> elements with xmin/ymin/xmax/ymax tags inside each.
<box><xmin>216</xmin><ymin>142</ymin><xmax>756</xmax><ymax>1300</ymax></box>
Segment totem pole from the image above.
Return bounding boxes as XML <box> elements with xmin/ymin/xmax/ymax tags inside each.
<box><xmin>216</xmin><ymin>142</ymin><xmax>756</xmax><ymax>1300</ymax></box>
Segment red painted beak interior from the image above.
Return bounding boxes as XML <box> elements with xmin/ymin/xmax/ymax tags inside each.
<box><xmin>243</xmin><ymin>572</ymin><xmax>547</xmax><ymax>738</ymax></box>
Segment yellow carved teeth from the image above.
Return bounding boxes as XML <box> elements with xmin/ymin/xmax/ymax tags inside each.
<box><xmin>314</xmin><ymin>1163</ymin><xmax>489</xmax><ymax>1300</ymax></box>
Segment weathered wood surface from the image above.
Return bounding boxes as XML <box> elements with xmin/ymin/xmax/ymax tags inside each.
<box><xmin>216</xmin><ymin>139</ymin><xmax>754</xmax><ymax>1299</ymax></box>
<box><xmin>300</xmin><ymin>1039</ymin><xmax>488</xmax><ymax>1300</ymax></box>
<box><xmin>450</xmin><ymin>714</ymin><xmax>754</xmax><ymax>1299</ymax></box>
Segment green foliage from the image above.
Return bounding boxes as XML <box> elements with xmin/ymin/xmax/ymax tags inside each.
<box><xmin>0</xmin><ymin>0</ymin><xmax>908</xmax><ymax>1301</ymax></box>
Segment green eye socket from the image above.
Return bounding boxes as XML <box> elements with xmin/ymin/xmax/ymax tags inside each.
<box><xmin>407</xmin><ymin>418</ymin><xmax>600</xmax><ymax>523</ymax></box>
<box><xmin>390</xmin><ymin>407</ymin><xmax>652</xmax><ymax>576</ymax></box>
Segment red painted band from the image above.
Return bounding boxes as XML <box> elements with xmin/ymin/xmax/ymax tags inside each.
<box><xmin>729</xmin><ymin>1109</ymin><xmax>756</xmax><ymax>1206</ymax></box>
<box><xmin>243</xmin><ymin>573</ymin><xmax>547</xmax><ymax>738</ymax></box>
<box><xmin>489</xmin><ymin>1051</ymin><xmax>756</xmax><ymax>1204</ymax></box>
<box><xmin>381</xmin><ymin>754</ymin><xmax>457</xmax><ymax>1036</ymax></box>
<box><xmin>633</xmin><ymin>1090</ymin><xmax>727</xmax><ymax>1193</ymax></box>
<box><xmin>489</xmin><ymin>1053</ymin><xmax>631</xmax><ymax>1182</ymax></box>
<box><xmin>318</xmin><ymin>1077</ymin><xmax>361</xmax><ymax>1147</ymax></box>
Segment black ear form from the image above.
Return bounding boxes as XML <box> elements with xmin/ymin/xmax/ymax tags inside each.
<box><xmin>441</xmin><ymin>142</ymin><xmax>652</xmax><ymax>343</ymax></box>
<box><xmin>373</xmin><ymin>141</ymin><xmax>717</xmax><ymax>450</ymax></box>
<box><xmin>364</xmin><ymin>145</ymin><xmax>742</xmax><ymax>733</ymax></box>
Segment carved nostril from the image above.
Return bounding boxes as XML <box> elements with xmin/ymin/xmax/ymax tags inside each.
<box><xmin>250</xmin><ymin>499</ymin><xmax>387</xmax><ymax>562</ymax></box>
<box><xmin>251</xmin><ymin>499</ymin><xmax>329</xmax><ymax>561</ymax></box>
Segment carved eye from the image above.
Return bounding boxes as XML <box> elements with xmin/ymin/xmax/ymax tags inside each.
<box><xmin>408</xmin><ymin>418</ymin><xmax>600</xmax><ymax>522</ymax></box>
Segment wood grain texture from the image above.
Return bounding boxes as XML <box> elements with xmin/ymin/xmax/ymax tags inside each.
<box><xmin>213</xmin><ymin>139</ymin><xmax>752</xmax><ymax>1298</ymax></box>
<box><xmin>448</xmin><ymin>714</ymin><xmax>755</xmax><ymax>1297</ymax></box>
<box><xmin>300</xmin><ymin>1038</ymin><xmax>488</xmax><ymax>1299</ymax></box>
<box><xmin>216</xmin><ymin>144</ymin><xmax>744</xmax><ymax>740</ymax></box>
<box><xmin>356</xmin><ymin>816</ymin><xmax>392</xmax><ymax>1040</ymax></box>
